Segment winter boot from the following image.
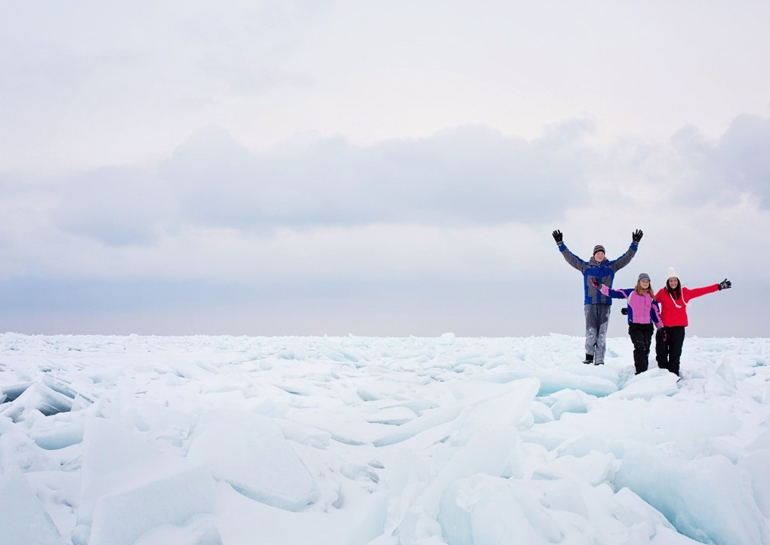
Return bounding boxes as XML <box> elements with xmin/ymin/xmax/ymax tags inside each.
<box><xmin>583</xmin><ymin>354</ymin><xmax>594</xmax><ymax>365</ymax></box>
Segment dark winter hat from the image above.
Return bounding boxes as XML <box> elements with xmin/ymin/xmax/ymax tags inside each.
<box><xmin>638</xmin><ymin>273</ymin><xmax>650</xmax><ymax>282</ymax></box>
<box><xmin>593</xmin><ymin>245</ymin><xmax>605</xmax><ymax>255</ymax></box>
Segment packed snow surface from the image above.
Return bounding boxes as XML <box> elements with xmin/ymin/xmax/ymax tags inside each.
<box><xmin>1</xmin><ymin>332</ymin><xmax>769</xmax><ymax>545</ymax></box>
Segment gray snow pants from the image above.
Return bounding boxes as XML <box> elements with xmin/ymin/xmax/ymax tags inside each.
<box><xmin>584</xmin><ymin>304</ymin><xmax>611</xmax><ymax>364</ymax></box>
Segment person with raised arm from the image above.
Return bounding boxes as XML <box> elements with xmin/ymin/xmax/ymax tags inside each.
<box><xmin>590</xmin><ymin>273</ymin><xmax>663</xmax><ymax>374</ymax></box>
<box><xmin>655</xmin><ymin>267</ymin><xmax>732</xmax><ymax>377</ymax></box>
<box><xmin>552</xmin><ymin>229</ymin><xmax>642</xmax><ymax>365</ymax></box>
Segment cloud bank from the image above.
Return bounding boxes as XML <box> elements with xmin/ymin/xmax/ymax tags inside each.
<box><xmin>44</xmin><ymin>122</ymin><xmax>593</xmax><ymax>245</ymax></box>
<box><xmin>1</xmin><ymin>116</ymin><xmax>768</xmax><ymax>336</ymax></box>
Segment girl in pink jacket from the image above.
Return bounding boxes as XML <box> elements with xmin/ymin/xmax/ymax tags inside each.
<box><xmin>591</xmin><ymin>273</ymin><xmax>663</xmax><ymax>374</ymax></box>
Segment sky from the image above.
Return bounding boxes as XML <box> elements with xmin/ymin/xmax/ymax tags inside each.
<box><xmin>1</xmin><ymin>0</ymin><xmax>769</xmax><ymax>337</ymax></box>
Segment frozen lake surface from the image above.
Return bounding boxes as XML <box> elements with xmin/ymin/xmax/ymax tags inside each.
<box><xmin>1</xmin><ymin>332</ymin><xmax>769</xmax><ymax>545</ymax></box>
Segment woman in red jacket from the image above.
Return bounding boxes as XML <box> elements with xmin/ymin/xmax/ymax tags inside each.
<box><xmin>655</xmin><ymin>267</ymin><xmax>731</xmax><ymax>376</ymax></box>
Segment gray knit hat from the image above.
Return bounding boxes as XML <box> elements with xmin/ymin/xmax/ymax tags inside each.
<box><xmin>593</xmin><ymin>245</ymin><xmax>605</xmax><ymax>255</ymax></box>
<box><xmin>638</xmin><ymin>273</ymin><xmax>650</xmax><ymax>282</ymax></box>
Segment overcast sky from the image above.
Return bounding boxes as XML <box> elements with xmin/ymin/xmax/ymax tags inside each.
<box><xmin>2</xmin><ymin>0</ymin><xmax>769</xmax><ymax>337</ymax></box>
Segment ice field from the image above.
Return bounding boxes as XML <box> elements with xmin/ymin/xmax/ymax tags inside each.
<box><xmin>1</xmin><ymin>332</ymin><xmax>769</xmax><ymax>545</ymax></box>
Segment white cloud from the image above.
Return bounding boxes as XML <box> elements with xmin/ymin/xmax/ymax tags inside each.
<box><xmin>0</xmin><ymin>0</ymin><xmax>331</xmax><ymax>173</ymax></box>
<box><xmin>713</xmin><ymin>115</ymin><xmax>770</xmax><ymax>207</ymax></box>
<box><xmin>590</xmin><ymin>114</ymin><xmax>770</xmax><ymax>211</ymax></box>
<box><xmin>41</xmin><ymin>122</ymin><xmax>593</xmax><ymax>247</ymax></box>
<box><xmin>53</xmin><ymin>167</ymin><xmax>171</xmax><ymax>246</ymax></box>
<box><xmin>3</xmin><ymin>0</ymin><xmax>770</xmax><ymax>174</ymax></box>
<box><xmin>162</xmin><ymin>123</ymin><xmax>592</xmax><ymax>229</ymax></box>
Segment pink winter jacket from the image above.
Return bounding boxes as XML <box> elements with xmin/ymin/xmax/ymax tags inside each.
<box><xmin>599</xmin><ymin>285</ymin><xmax>663</xmax><ymax>328</ymax></box>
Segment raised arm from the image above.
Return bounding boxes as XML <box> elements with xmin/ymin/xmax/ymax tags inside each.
<box><xmin>553</xmin><ymin>230</ymin><xmax>587</xmax><ymax>272</ymax></box>
<box><xmin>608</xmin><ymin>230</ymin><xmax>642</xmax><ymax>272</ymax></box>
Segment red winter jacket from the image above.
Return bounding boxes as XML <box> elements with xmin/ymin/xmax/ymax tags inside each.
<box><xmin>655</xmin><ymin>284</ymin><xmax>719</xmax><ymax>327</ymax></box>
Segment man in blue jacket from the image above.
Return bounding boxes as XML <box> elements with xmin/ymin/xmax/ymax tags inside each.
<box><xmin>552</xmin><ymin>229</ymin><xmax>643</xmax><ymax>365</ymax></box>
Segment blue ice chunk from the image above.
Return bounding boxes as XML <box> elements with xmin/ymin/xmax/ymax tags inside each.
<box><xmin>615</xmin><ymin>441</ymin><xmax>770</xmax><ymax>545</ymax></box>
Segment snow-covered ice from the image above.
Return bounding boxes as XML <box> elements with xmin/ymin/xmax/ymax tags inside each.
<box><xmin>1</xmin><ymin>332</ymin><xmax>769</xmax><ymax>545</ymax></box>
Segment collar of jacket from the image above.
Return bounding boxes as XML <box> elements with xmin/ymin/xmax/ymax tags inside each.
<box><xmin>588</xmin><ymin>256</ymin><xmax>606</xmax><ymax>266</ymax></box>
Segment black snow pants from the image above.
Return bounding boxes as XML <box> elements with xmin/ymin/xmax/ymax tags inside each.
<box><xmin>628</xmin><ymin>323</ymin><xmax>654</xmax><ymax>374</ymax></box>
<box><xmin>655</xmin><ymin>326</ymin><xmax>686</xmax><ymax>376</ymax></box>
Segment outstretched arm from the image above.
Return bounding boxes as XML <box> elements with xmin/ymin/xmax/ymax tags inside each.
<box><xmin>590</xmin><ymin>277</ymin><xmax>628</xmax><ymax>299</ymax></box>
<box><xmin>595</xmin><ymin>280</ymin><xmax>630</xmax><ymax>300</ymax></box>
<box><xmin>683</xmin><ymin>283</ymin><xmax>724</xmax><ymax>301</ymax></box>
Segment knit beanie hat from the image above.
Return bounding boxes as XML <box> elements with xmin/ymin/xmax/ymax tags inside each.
<box><xmin>666</xmin><ymin>267</ymin><xmax>679</xmax><ymax>280</ymax></box>
<box><xmin>638</xmin><ymin>273</ymin><xmax>650</xmax><ymax>282</ymax></box>
<box><xmin>593</xmin><ymin>245</ymin><xmax>605</xmax><ymax>255</ymax></box>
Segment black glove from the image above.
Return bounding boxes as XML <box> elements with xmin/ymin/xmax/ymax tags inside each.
<box><xmin>657</xmin><ymin>329</ymin><xmax>667</xmax><ymax>342</ymax></box>
<box><xmin>552</xmin><ymin>230</ymin><xmax>563</xmax><ymax>244</ymax></box>
<box><xmin>632</xmin><ymin>229</ymin><xmax>643</xmax><ymax>243</ymax></box>
<box><xmin>718</xmin><ymin>278</ymin><xmax>732</xmax><ymax>290</ymax></box>
<box><xmin>620</xmin><ymin>307</ymin><xmax>628</xmax><ymax>315</ymax></box>
<box><xmin>589</xmin><ymin>276</ymin><xmax>599</xmax><ymax>288</ymax></box>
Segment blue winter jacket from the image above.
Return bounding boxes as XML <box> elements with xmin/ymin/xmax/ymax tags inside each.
<box><xmin>557</xmin><ymin>242</ymin><xmax>638</xmax><ymax>305</ymax></box>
